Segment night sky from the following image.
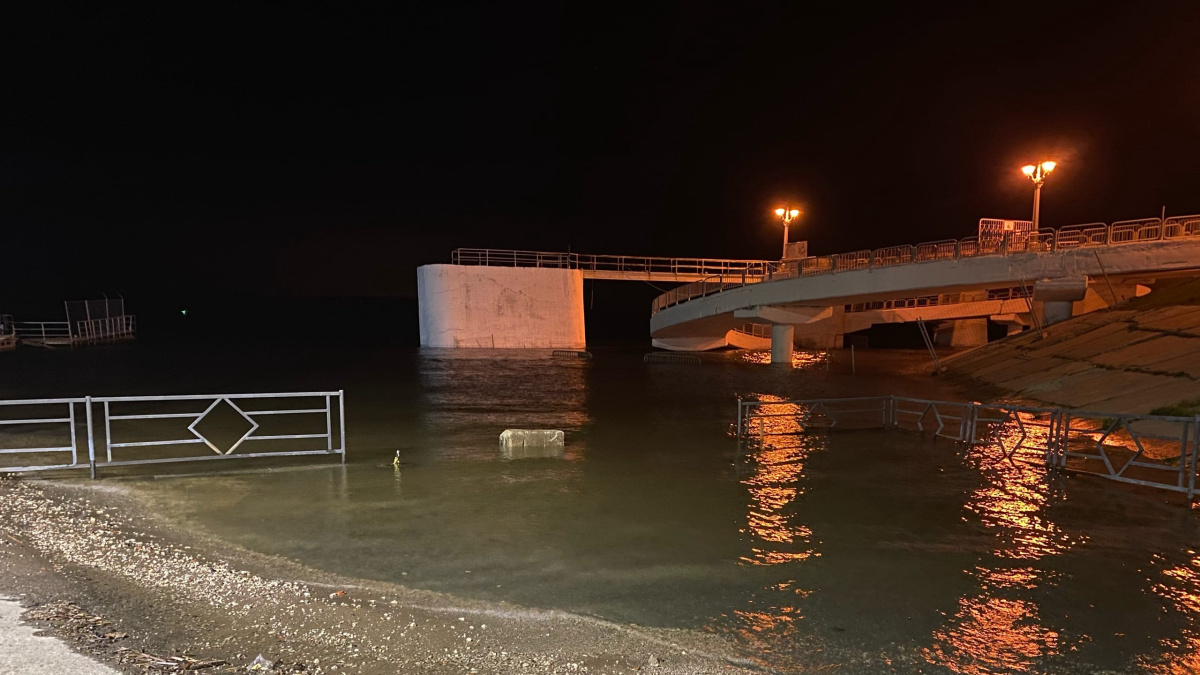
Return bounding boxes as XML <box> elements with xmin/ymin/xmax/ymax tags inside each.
<box><xmin>4</xmin><ymin>3</ymin><xmax>1199</xmax><ymax>306</ymax></box>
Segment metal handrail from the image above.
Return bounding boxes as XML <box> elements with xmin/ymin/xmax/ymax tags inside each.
<box><xmin>13</xmin><ymin>321</ymin><xmax>72</xmax><ymax>344</ymax></box>
<box><xmin>650</xmin><ymin>213</ymin><xmax>1200</xmax><ymax>314</ymax></box>
<box><xmin>451</xmin><ymin>248</ymin><xmax>774</xmax><ymax>277</ymax></box>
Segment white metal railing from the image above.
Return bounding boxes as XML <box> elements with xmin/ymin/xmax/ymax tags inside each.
<box><xmin>0</xmin><ymin>398</ymin><xmax>88</xmax><ymax>472</ymax></box>
<box><xmin>651</xmin><ymin>213</ymin><xmax>1200</xmax><ymax>314</ymax></box>
<box><xmin>731</xmin><ymin>323</ymin><xmax>772</xmax><ymax>338</ymax></box>
<box><xmin>451</xmin><ymin>248</ymin><xmax>775</xmax><ymax>278</ymax></box>
<box><xmin>0</xmin><ymin>391</ymin><xmax>346</xmax><ymax>477</ymax></box>
<box><xmin>13</xmin><ymin>321</ymin><xmax>72</xmax><ymax>343</ymax></box>
<box><xmin>74</xmin><ymin>315</ymin><xmax>136</xmax><ymax>344</ymax></box>
<box><xmin>12</xmin><ymin>316</ymin><xmax>136</xmax><ymax>346</ymax></box>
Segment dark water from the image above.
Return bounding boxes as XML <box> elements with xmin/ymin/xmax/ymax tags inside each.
<box><xmin>2</xmin><ymin>334</ymin><xmax>1200</xmax><ymax>673</ymax></box>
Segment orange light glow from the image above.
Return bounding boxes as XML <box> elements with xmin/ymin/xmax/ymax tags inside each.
<box><xmin>737</xmin><ymin>395</ymin><xmax>819</xmax><ymax>567</ymax></box>
<box><xmin>1021</xmin><ymin>165</ymin><xmax>1036</xmax><ymax>176</ymax></box>
<box><xmin>774</xmin><ymin>208</ymin><xmax>786</xmax><ymax>216</ymax></box>
<box><xmin>1040</xmin><ymin>161</ymin><xmax>1056</xmax><ymax>173</ymax></box>
<box><xmin>788</xmin><ymin>209</ymin><xmax>799</xmax><ymax>217</ymax></box>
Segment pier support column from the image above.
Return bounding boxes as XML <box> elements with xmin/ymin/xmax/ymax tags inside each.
<box><xmin>771</xmin><ymin>324</ymin><xmax>795</xmax><ymax>364</ymax></box>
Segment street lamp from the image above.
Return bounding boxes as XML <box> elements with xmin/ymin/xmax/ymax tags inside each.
<box><xmin>774</xmin><ymin>207</ymin><xmax>800</xmax><ymax>259</ymax></box>
<box><xmin>1021</xmin><ymin>161</ymin><xmax>1056</xmax><ymax>230</ymax></box>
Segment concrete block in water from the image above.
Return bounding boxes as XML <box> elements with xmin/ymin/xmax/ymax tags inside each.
<box><xmin>499</xmin><ymin>429</ymin><xmax>564</xmax><ymax>460</ymax></box>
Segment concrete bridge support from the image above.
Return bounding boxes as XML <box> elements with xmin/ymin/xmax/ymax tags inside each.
<box><xmin>417</xmin><ymin>264</ymin><xmax>586</xmax><ymax>348</ymax></box>
<box><xmin>771</xmin><ymin>324</ymin><xmax>795</xmax><ymax>363</ymax></box>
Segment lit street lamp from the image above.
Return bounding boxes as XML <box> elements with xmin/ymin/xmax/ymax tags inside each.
<box><xmin>1021</xmin><ymin>161</ymin><xmax>1056</xmax><ymax>230</ymax></box>
<box><xmin>774</xmin><ymin>207</ymin><xmax>800</xmax><ymax>260</ymax></box>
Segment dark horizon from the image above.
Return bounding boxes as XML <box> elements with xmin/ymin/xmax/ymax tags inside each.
<box><xmin>4</xmin><ymin>3</ymin><xmax>1199</xmax><ymax>303</ymax></box>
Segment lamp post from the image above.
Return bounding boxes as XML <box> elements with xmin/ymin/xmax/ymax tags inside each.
<box><xmin>1021</xmin><ymin>161</ymin><xmax>1056</xmax><ymax>230</ymax></box>
<box><xmin>773</xmin><ymin>207</ymin><xmax>800</xmax><ymax>260</ymax></box>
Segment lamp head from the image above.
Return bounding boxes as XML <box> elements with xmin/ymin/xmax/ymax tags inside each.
<box><xmin>774</xmin><ymin>208</ymin><xmax>786</xmax><ymax>216</ymax></box>
<box><xmin>1021</xmin><ymin>165</ymin><xmax>1036</xmax><ymax>176</ymax></box>
<box><xmin>789</xmin><ymin>209</ymin><xmax>800</xmax><ymax>218</ymax></box>
<box><xmin>1040</xmin><ymin>160</ymin><xmax>1056</xmax><ymax>173</ymax></box>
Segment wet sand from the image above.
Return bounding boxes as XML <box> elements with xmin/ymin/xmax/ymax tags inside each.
<box><xmin>0</xmin><ymin>477</ymin><xmax>761</xmax><ymax>674</ymax></box>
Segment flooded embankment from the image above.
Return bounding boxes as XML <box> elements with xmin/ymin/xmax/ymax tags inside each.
<box><xmin>3</xmin><ymin>344</ymin><xmax>1200</xmax><ymax>673</ymax></box>
<box><xmin>0</xmin><ymin>477</ymin><xmax>757</xmax><ymax>674</ymax></box>
<box><xmin>944</xmin><ymin>279</ymin><xmax>1200</xmax><ymax>416</ymax></box>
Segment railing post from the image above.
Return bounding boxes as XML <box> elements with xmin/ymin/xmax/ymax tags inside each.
<box><xmin>339</xmin><ymin>389</ymin><xmax>347</xmax><ymax>463</ymax></box>
<box><xmin>68</xmin><ymin>400</ymin><xmax>78</xmax><ymax>466</ymax></box>
<box><xmin>325</xmin><ymin>394</ymin><xmax>333</xmax><ymax>451</ymax></box>
<box><xmin>736</xmin><ymin>396</ymin><xmax>743</xmax><ymax>439</ymax></box>
<box><xmin>104</xmin><ymin>401</ymin><xmax>112</xmax><ymax>462</ymax></box>
<box><xmin>1189</xmin><ymin>415</ymin><xmax>1200</xmax><ymax>502</ymax></box>
<box><xmin>86</xmin><ymin>396</ymin><xmax>96</xmax><ymax>479</ymax></box>
<box><xmin>1059</xmin><ymin>410</ymin><xmax>1069</xmax><ymax>468</ymax></box>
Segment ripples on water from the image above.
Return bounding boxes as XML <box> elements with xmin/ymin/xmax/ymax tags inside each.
<box><xmin>6</xmin><ymin>345</ymin><xmax>1200</xmax><ymax>673</ymax></box>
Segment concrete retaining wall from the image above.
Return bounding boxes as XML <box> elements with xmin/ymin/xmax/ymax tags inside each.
<box><xmin>417</xmin><ymin>264</ymin><xmax>586</xmax><ymax>348</ymax></box>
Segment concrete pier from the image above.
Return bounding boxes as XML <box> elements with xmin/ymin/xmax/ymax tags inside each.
<box><xmin>770</xmin><ymin>324</ymin><xmax>795</xmax><ymax>363</ymax></box>
<box><xmin>417</xmin><ymin>264</ymin><xmax>586</xmax><ymax>349</ymax></box>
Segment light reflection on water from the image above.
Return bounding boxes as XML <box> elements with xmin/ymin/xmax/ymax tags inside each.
<box><xmin>922</xmin><ymin>415</ymin><xmax>1076</xmax><ymax>673</ymax></box>
<box><xmin>1144</xmin><ymin>551</ymin><xmax>1200</xmax><ymax>673</ymax></box>
<box><xmin>738</xmin><ymin>395</ymin><xmax>818</xmax><ymax>565</ymax></box>
<box><xmin>727</xmin><ymin>395</ymin><xmax>820</xmax><ymax>662</ymax></box>
<box><xmin>739</xmin><ymin>350</ymin><xmax>829</xmax><ymax>369</ymax></box>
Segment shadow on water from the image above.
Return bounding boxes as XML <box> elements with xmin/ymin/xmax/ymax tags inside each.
<box><xmin>3</xmin><ymin>336</ymin><xmax>1200</xmax><ymax>673</ymax></box>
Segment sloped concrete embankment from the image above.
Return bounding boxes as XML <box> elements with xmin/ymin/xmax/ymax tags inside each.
<box><xmin>945</xmin><ymin>282</ymin><xmax>1200</xmax><ymax>415</ymax></box>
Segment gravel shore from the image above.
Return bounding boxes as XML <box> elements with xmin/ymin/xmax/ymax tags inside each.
<box><xmin>0</xmin><ymin>477</ymin><xmax>762</xmax><ymax>674</ymax></box>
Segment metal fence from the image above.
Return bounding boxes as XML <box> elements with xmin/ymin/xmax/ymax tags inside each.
<box><xmin>652</xmin><ymin>213</ymin><xmax>1200</xmax><ymax>314</ymax></box>
<box><xmin>451</xmin><ymin>248</ymin><xmax>774</xmax><ymax>278</ymax></box>
<box><xmin>0</xmin><ymin>398</ymin><xmax>89</xmax><ymax>472</ymax></box>
<box><xmin>0</xmin><ymin>391</ymin><xmax>346</xmax><ymax>477</ymax></box>
<box><xmin>64</xmin><ymin>297</ymin><xmax>124</xmax><ymax>327</ymax></box>
<box><xmin>735</xmin><ymin>394</ymin><xmax>1200</xmax><ymax>502</ymax></box>
<box><xmin>74</xmin><ymin>315</ymin><xmax>136</xmax><ymax>344</ymax></box>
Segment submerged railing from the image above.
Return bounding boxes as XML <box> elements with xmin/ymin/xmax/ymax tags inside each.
<box><xmin>653</xmin><ymin>213</ymin><xmax>1200</xmax><ymax>314</ymax></box>
<box><xmin>735</xmin><ymin>395</ymin><xmax>1200</xmax><ymax>502</ymax></box>
<box><xmin>0</xmin><ymin>390</ymin><xmax>346</xmax><ymax>477</ymax></box>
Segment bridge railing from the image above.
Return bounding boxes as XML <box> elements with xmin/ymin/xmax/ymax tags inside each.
<box><xmin>451</xmin><ymin>248</ymin><xmax>774</xmax><ymax>278</ymax></box>
<box><xmin>651</xmin><ymin>213</ymin><xmax>1200</xmax><ymax>314</ymax></box>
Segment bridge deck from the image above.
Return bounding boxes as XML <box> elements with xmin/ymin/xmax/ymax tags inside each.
<box><xmin>652</xmin><ymin>213</ymin><xmax>1200</xmax><ymax>317</ymax></box>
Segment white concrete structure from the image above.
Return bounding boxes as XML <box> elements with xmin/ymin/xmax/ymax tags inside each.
<box><xmin>417</xmin><ymin>265</ymin><xmax>586</xmax><ymax>348</ymax></box>
<box><xmin>650</xmin><ymin>237</ymin><xmax>1200</xmax><ymax>350</ymax></box>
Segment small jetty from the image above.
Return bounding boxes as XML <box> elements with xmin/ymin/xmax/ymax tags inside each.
<box><xmin>6</xmin><ymin>298</ymin><xmax>136</xmax><ymax>349</ymax></box>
